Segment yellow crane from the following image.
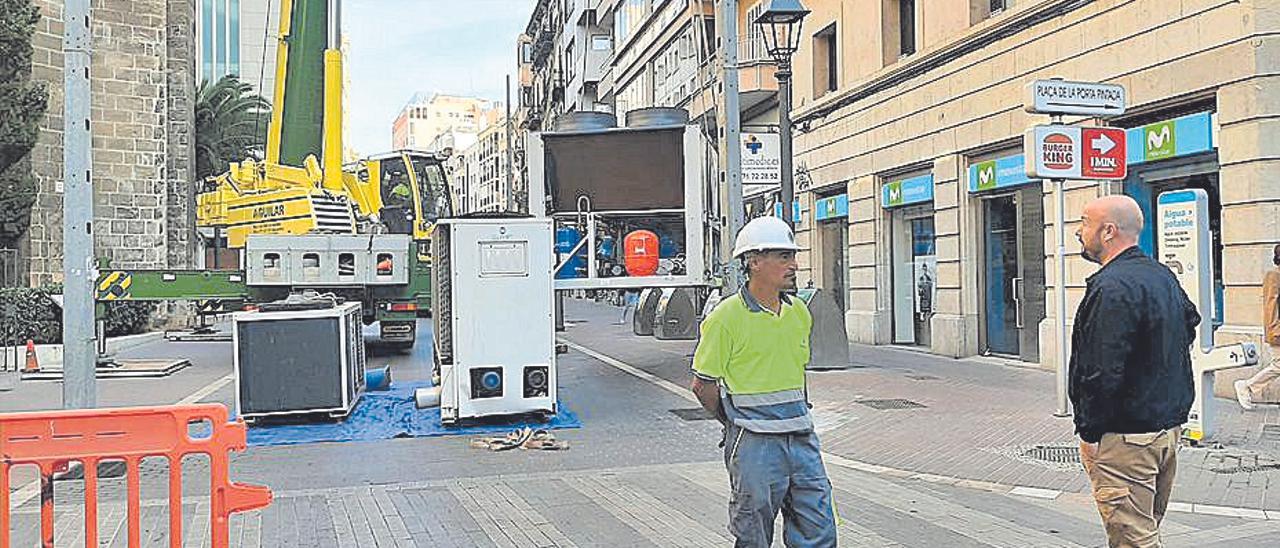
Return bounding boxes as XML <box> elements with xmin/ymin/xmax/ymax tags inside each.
<box><xmin>194</xmin><ymin>0</ymin><xmax>450</xmax><ymax>248</ymax></box>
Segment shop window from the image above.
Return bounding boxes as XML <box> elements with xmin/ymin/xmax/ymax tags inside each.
<box><xmin>813</xmin><ymin>23</ymin><xmax>838</xmax><ymax>97</ymax></box>
<box><xmin>1127</xmin><ymin>172</ymin><xmax>1224</xmax><ymax>326</ymax></box>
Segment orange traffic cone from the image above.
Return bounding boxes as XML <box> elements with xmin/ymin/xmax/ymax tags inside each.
<box><xmin>24</xmin><ymin>339</ymin><xmax>39</xmax><ymax>372</ymax></box>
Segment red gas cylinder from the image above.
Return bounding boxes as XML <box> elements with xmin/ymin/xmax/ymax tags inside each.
<box><xmin>624</xmin><ymin>230</ymin><xmax>660</xmax><ymax>276</ymax></box>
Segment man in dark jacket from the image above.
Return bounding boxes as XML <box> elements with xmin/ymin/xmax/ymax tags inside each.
<box><xmin>1070</xmin><ymin>195</ymin><xmax>1199</xmax><ymax>548</ymax></box>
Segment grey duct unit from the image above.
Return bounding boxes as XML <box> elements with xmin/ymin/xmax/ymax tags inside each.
<box><xmin>654</xmin><ymin>288</ymin><xmax>698</xmax><ymax>340</ymax></box>
<box><xmin>632</xmin><ymin>288</ymin><xmax>662</xmax><ymax>336</ymax></box>
<box><xmin>233</xmin><ymin>301</ymin><xmax>366</xmax><ymax>420</ymax></box>
<box><xmin>625</xmin><ymin>107</ymin><xmax>690</xmax><ymax>128</ymax></box>
<box><xmin>554</xmin><ymin>111</ymin><xmax>617</xmax><ymax>131</ymax></box>
<box><xmin>799</xmin><ymin>288</ymin><xmax>851</xmax><ymax>370</ymax></box>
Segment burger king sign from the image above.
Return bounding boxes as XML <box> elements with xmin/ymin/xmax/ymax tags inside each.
<box><xmin>1025</xmin><ymin>125</ymin><xmax>1083</xmax><ymax>179</ymax></box>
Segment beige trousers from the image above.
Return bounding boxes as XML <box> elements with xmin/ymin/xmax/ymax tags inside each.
<box><xmin>1244</xmin><ymin>345</ymin><xmax>1280</xmax><ymax>398</ymax></box>
<box><xmin>1081</xmin><ymin>427</ymin><xmax>1180</xmax><ymax>548</ymax></box>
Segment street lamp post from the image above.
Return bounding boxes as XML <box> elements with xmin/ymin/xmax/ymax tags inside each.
<box><xmin>756</xmin><ymin>0</ymin><xmax>809</xmax><ymax>230</ymax></box>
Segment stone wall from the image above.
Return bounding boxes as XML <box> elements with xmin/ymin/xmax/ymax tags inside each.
<box><xmin>21</xmin><ymin>0</ymin><xmax>197</xmax><ymax>286</ymax></box>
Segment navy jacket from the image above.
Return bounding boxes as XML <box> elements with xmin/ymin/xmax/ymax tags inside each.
<box><xmin>1068</xmin><ymin>246</ymin><xmax>1200</xmax><ymax>443</ymax></box>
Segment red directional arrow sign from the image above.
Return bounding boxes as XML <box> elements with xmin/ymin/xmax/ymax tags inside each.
<box><xmin>1081</xmin><ymin>127</ymin><xmax>1127</xmax><ymax>180</ymax></box>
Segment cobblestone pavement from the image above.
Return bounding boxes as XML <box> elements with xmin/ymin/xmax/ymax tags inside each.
<box><xmin>559</xmin><ymin>298</ymin><xmax>1280</xmax><ymax>513</ymax></box>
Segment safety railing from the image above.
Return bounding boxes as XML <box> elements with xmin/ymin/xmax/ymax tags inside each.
<box><xmin>0</xmin><ymin>404</ymin><xmax>273</xmax><ymax>547</ymax></box>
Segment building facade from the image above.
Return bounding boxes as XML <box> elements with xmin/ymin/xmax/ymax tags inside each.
<box><xmin>197</xmin><ymin>0</ymin><xmax>279</xmax><ymax>96</ymax></box>
<box><xmin>780</xmin><ymin>0</ymin><xmax>1278</xmax><ymax>372</ymax></box>
<box><xmin>391</xmin><ymin>93</ymin><xmax>496</xmax><ymax>151</ymax></box>
<box><xmin>520</xmin><ymin>0</ymin><xmax>612</xmax><ymax>132</ymax></box>
<box><xmin>22</xmin><ymin>0</ymin><xmax>200</xmax><ymax>286</ymax></box>
<box><xmin>456</xmin><ymin>117</ymin><xmax>515</xmax><ymax>214</ymax></box>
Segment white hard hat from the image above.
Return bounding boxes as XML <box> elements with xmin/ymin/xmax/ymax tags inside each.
<box><xmin>732</xmin><ymin>216</ymin><xmax>800</xmax><ymax>259</ymax></box>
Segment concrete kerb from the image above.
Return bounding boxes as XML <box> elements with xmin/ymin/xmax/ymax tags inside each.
<box><xmin>560</xmin><ymin>337</ymin><xmax>1280</xmax><ymax>522</ymax></box>
<box><xmin>2</xmin><ymin>331</ymin><xmax>164</xmax><ymax>369</ymax></box>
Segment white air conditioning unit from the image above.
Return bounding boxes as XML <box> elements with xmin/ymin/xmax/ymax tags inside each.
<box><xmin>433</xmin><ymin>217</ymin><xmax>557</xmax><ymax>424</ymax></box>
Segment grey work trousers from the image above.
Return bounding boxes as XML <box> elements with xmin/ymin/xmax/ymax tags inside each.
<box><xmin>723</xmin><ymin>424</ymin><xmax>838</xmax><ymax>547</ymax></box>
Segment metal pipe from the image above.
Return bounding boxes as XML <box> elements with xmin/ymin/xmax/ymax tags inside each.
<box><xmin>328</xmin><ymin>0</ymin><xmax>341</xmax><ymax>49</ymax></box>
<box><xmin>721</xmin><ymin>0</ymin><xmax>744</xmax><ymax>290</ymax></box>
<box><xmin>63</xmin><ymin>0</ymin><xmax>96</xmax><ymax>409</ymax></box>
<box><xmin>506</xmin><ymin>74</ymin><xmax>515</xmax><ymax>211</ymax></box>
<box><xmin>778</xmin><ymin>59</ymin><xmax>794</xmax><ymax>229</ymax></box>
<box><xmin>1054</xmin><ymin>177</ymin><xmax>1070</xmax><ymax>417</ymax></box>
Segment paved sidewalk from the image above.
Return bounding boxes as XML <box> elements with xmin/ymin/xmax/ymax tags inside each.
<box><xmin>8</xmin><ymin>459</ymin><xmax>1275</xmax><ymax>547</ymax></box>
<box><xmin>560</xmin><ymin>298</ymin><xmax>1280</xmax><ymax>513</ymax></box>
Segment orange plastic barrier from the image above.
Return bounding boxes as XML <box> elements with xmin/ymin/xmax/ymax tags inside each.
<box><xmin>0</xmin><ymin>404</ymin><xmax>272</xmax><ymax>548</ymax></box>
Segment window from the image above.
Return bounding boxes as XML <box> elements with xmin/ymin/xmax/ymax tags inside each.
<box><xmin>338</xmin><ymin>253</ymin><xmax>356</xmax><ymax>277</ymax></box>
<box><xmin>971</xmin><ymin>0</ymin><xmax>1011</xmax><ymax>24</ymax></box>
<box><xmin>882</xmin><ymin>0</ymin><xmax>916</xmax><ymax>65</ymax></box>
<box><xmin>899</xmin><ymin>0</ymin><xmax>916</xmax><ymax>56</ymax></box>
<box><xmin>591</xmin><ymin>34</ymin><xmax>612</xmax><ymax>51</ymax></box>
<box><xmin>376</xmin><ymin>253</ymin><xmax>394</xmax><ymax>276</ymax></box>
<box><xmin>200</xmin><ymin>0</ymin><xmax>214</xmax><ymax>81</ymax></box>
<box><xmin>745</xmin><ymin>1</ymin><xmax>767</xmax><ymax>62</ymax></box>
<box><xmin>520</xmin><ymin>42</ymin><xmax>533</xmax><ymax>63</ymax></box>
<box><xmin>813</xmin><ymin>23</ymin><xmax>837</xmax><ymax>97</ymax></box>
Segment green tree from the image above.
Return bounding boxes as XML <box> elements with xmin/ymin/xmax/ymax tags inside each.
<box><xmin>0</xmin><ymin>0</ymin><xmax>49</xmax><ymax>248</ymax></box>
<box><xmin>195</xmin><ymin>75</ymin><xmax>271</xmax><ymax>179</ymax></box>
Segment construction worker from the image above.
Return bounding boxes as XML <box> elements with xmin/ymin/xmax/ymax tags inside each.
<box><xmin>388</xmin><ymin>179</ymin><xmax>412</xmax><ymax>205</ymax></box>
<box><xmin>691</xmin><ymin>215</ymin><xmax>837</xmax><ymax>547</ymax></box>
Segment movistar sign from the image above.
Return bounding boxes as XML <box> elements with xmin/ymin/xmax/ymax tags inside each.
<box><xmin>882</xmin><ymin>174</ymin><xmax>934</xmax><ymax>208</ymax></box>
<box><xmin>969</xmin><ymin>155</ymin><xmax>1034</xmax><ymax>193</ymax></box>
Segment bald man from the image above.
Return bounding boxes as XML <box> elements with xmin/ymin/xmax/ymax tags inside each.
<box><xmin>1070</xmin><ymin>195</ymin><xmax>1200</xmax><ymax>548</ymax></box>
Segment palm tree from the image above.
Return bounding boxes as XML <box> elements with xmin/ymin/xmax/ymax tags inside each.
<box><xmin>194</xmin><ymin>75</ymin><xmax>271</xmax><ymax>179</ymax></box>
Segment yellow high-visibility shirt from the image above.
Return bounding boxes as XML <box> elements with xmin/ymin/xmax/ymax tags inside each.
<box><xmin>692</xmin><ymin>290</ymin><xmax>811</xmax><ymax>395</ymax></box>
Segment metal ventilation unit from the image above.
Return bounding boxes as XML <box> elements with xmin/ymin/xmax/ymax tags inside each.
<box><xmin>234</xmin><ymin>301</ymin><xmax>366</xmax><ymax>421</ymax></box>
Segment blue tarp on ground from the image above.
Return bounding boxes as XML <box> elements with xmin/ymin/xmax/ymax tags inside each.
<box><xmin>246</xmin><ymin>380</ymin><xmax>581</xmax><ymax>447</ymax></box>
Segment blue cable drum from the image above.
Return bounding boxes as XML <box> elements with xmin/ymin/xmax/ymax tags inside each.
<box><xmin>659</xmin><ymin>234</ymin><xmax>679</xmax><ymax>258</ymax></box>
<box><xmin>365</xmin><ymin>366</ymin><xmax>392</xmax><ymax>391</ymax></box>
<box><xmin>555</xmin><ymin>226</ymin><xmax>586</xmax><ymax>279</ymax></box>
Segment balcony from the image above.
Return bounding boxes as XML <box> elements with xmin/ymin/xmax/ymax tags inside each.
<box><xmin>686</xmin><ymin>45</ymin><xmax>780</xmax><ymax>123</ymax></box>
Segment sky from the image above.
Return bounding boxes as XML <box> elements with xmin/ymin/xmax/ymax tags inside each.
<box><xmin>344</xmin><ymin>0</ymin><xmax>537</xmax><ymax>156</ymax></box>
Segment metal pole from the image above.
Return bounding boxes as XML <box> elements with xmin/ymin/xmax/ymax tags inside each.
<box><xmin>1054</xmin><ymin>177</ymin><xmax>1070</xmax><ymax>417</ymax></box>
<box><xmin>505</xmin><ymin>74</ymin><xmax>515</xmax><ymax>211</ymax></box>
<box><xmin>777</xmin><ymin>58</ymin><xmax>794</xmax><ymax>230</ymax></box>
<box><xmin>63</xmin><ymin>0</ymin><xmax>96</xmax><ymax>409</ymax></box>
<box><xmin>721</xmin><ymin>0</ymin><xmax>745</xmax><ymax>290</ymax></box>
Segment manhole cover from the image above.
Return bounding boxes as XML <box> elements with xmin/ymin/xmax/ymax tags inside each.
<box><xmin>904</xmin><ymin>374</ymin><xmax>940</xmax><ymax>381</ymax></box>
<box><xmin>1021</xmin><ymin>445</ymin><xmax>1081</xmax><ymax>464</ymax></box>
<box><xmin>670</xmin><ymin>408</ymin><xmax>716</xmax><ymax>421</ymax></box>
<box><xmin>854</xmin><ymin>398</ymin><xmax>926</xmax><ymax>410</ymax></box>
<box><xmin>1211</xmin><ymin>463</ymin><xmax>1280</xmax><ymax>474</ymax></box>
<box><xmin>1262</xmin><ymin>424</ymin><xmax>1280</xmax><ymax>442</ymax></box>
